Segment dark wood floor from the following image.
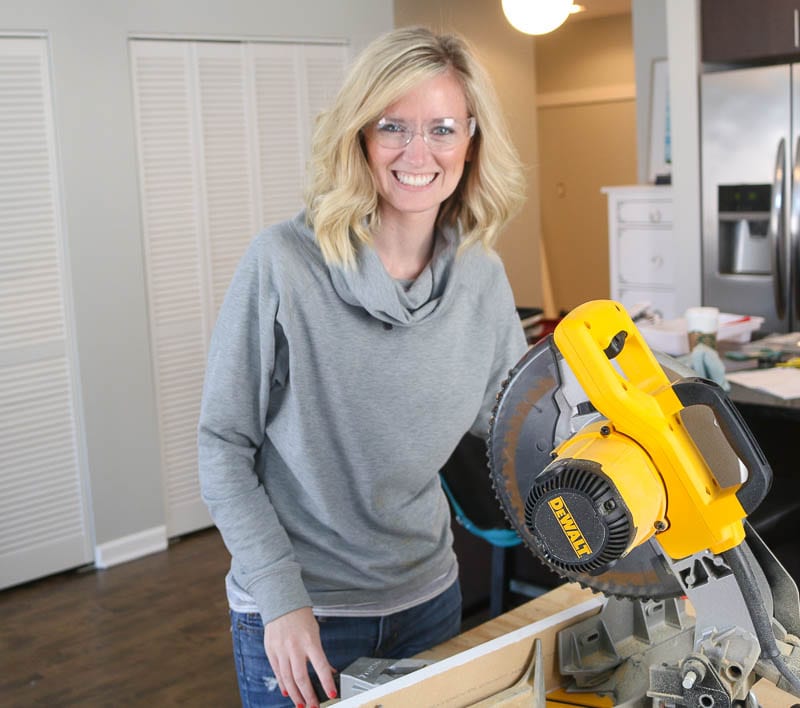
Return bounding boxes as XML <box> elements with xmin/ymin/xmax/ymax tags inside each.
<box><xmin>1</xmin><ymin>528</ymin><xmax>240</xmax><ymax>707</ymax></box>
<box><xmin>0</xmin><ymin>525</ymin><xmax>515</xmax><ymax>707</ymax></box>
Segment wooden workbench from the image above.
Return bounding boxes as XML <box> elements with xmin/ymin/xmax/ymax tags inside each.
<box><xmin>417</xmin><ymin>583</ymin><xmax>595</xmax><ymax>662</ymax></box>
<box><xmin>336</xmin><ymin>582</ymin><xmax>797</xmax><ymax>706</ymax></box>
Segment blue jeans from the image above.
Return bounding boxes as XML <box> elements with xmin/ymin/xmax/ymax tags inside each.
<box><xmin>230</xmin><ymin>580</ymin><xmax>462</xmax><ymax>707</ymax></box>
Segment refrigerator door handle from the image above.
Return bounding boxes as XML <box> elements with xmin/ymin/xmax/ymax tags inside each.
<box><xmin>770</xmin><ymin>138</ymin><xmax>787</xmax><ymax>319</ymax></box>
<box><xmin>792</xmin><ymin>137</ymin><xmax>800</xmax><ymax>318</ymax></box>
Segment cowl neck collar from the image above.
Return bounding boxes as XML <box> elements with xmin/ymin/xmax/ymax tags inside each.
<box><xmin>328</xmin><ymin>223</ymin><xmax>460</xmax><ymax>327</ymax></box>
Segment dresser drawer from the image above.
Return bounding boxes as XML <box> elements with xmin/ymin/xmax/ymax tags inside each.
<box><xmin>616</xmin><ymin>199</ymin><xmax>673</xmax><ymax>225</ymax></box>
<box><xmin>618</xmin><ymin>287</ymin><xmax>677</xmax><ymax>319</ymax></box>
<box><xmin>617</xmin><ymin>229</ymin><xmax>675</xmax><ymax>286</ymax></box>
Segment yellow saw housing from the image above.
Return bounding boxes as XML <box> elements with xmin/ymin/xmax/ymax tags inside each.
<box><xmin>549</xmin><ymin>421</ymin><xmax>666</xmax><ymax>558</ymax></box>
<box><xmin>552</xmin><ymin>300</ymin><xmax>746</xmax><ymax>559</ymax></box>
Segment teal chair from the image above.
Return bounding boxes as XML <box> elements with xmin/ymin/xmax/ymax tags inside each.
<box><xmin>439</xmin><ymin>433</ymin><xmax>522</xmax><ymax>618</ymax></box>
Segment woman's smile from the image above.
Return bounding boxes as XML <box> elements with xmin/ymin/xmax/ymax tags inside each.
<box><xmin>393</xmin><ymin>171</ymin><xmax>438</xmax><ymax>188</ymax></box>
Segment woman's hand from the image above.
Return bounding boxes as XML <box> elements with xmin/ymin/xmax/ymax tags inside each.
<box><xmin>264</xmin><ymin>607</ymin><xmax>337</xmax><ymax>707</ymax></box>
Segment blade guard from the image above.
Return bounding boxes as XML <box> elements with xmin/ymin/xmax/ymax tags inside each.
<box><xmin>553</xmin><ymin>300</ymin><xmax>769</xmax><ymax>558</ymax></box>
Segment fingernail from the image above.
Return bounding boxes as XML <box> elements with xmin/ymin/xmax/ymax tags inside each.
<box><xmin>281</xmin><ymin>691</ymin><xmax>288</xmax><ymax>697</ymax></box>
<box><xmin>328</xmin><ymin>689</ymin><xmax>338</xmax><ymax>699</ymax></box>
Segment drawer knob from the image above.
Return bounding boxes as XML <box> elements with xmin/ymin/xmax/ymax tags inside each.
<box><xmin>649</xmin><ymin>210</ymin><xmax>662</xmax><ymax>223</ymax></box>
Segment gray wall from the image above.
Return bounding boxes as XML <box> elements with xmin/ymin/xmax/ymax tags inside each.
<box><xmin>632</xmin><ymin>0</ymin><xmax>668</xmax><ymax>185</ymax></box>
<box><xmin>632</xmin><ymin>0</ymin><xmax>702</xmax><ymax>309</ymax></box>
<box><xmin>0</xmin><ymin>0</ymin><xmax>393</xmax><ymax>547</ymax></box>
<box><xmin>664</xmin><ymin>0</ymin><xmax>702</xmax><ymax>307</ymax></box>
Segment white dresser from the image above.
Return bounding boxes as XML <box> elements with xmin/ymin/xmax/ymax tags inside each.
<box><xmin>603</xmin><ymin>185</ymin><xmax>678</xmax><ymax>319</ymax></box>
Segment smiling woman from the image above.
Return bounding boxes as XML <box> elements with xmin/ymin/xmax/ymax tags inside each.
<box><xmin>306</xmin><ymin>26</ymin><xmax>526</xmax><ymax>269</ymax></box>
<box><xmin>361</xmin><ymin>71</ymin><xmax>474</xmax><ymax>277</ymax></box>
<box><xmin>198</xmin><ymin>26</ymin><xmax>529</xmax><ymax>708</ymax></box>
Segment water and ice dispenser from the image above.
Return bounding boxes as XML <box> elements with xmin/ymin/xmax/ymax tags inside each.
<box><xmin>717</xmin><ymin>184</ymin><xmax>771</xmax><ymax>275</ymax></box>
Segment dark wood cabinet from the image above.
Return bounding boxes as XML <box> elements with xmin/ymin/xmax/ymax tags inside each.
<box><xmin>702</xmin><ymin>0</ymin><xmax>800</xmax><ymax>64</ymax></box>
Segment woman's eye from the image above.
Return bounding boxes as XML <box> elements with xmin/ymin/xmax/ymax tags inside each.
<box><xmin>430</xmin><ymin>125</ymin><xmax>456</xmax><ymax>137</ymax></box>
<box><xmin>377</xmin><ymin>121</ymin><xmax>407</xmax><ymax>134</ymax></box>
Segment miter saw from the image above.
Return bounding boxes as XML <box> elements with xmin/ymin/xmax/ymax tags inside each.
<box><xmin>488</xmin><ymin>300</ymin><xmax>800</xmax><ymax>707</ymax></box>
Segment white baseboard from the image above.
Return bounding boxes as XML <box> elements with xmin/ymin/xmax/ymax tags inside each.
<box><xmin>94</xmin><ymin>525</ymin><xmax>168</xmax><ymax>569</ymax></box>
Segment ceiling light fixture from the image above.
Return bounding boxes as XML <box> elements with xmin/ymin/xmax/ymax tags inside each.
<box><xmin>501</xmin><ymin>0</ymin><xmax>574</xmax><ymax>35</ymax></box>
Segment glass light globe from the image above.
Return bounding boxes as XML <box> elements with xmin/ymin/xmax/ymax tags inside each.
<box><xmin>502</xmin><ymin>0</ymin><xmax>573</xmax><ymax>35</ymax></box>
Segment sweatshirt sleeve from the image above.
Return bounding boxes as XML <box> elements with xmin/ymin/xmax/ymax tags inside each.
<box><xmin>469</xmin><ymin>259</ymin><xmax>528</xmax><ymax>438</ymax></box>
<box><xmin>197</xmin><ymin>236</ymin><xmax>311</xmax><ymax>624</ymax></box>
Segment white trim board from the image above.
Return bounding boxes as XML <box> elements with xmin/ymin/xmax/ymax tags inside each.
<box><xmin>537</xmin><ymin>82</ymin><xmax>636</xmax><ymax>108</ymax></box>
<box><xmin>94</xmin><ymin>525</ymin><xmax>168</xmax><ymax>569</ymax></box>
<box><xmin>335</xmin><ymin>595</ymin><xmax>605</xmax><ymax>706</ymax></box>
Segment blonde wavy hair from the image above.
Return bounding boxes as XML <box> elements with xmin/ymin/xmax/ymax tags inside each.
<box><xmin>306</xmin><ymin>26</ymin><xmax>526</xmax><ymax>268</ymax></box>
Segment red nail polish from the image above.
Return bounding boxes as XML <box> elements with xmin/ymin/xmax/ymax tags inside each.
<box><xmin>328</xmin><ymin>689</ymin><xmax>338</xmax><ymax>699</ymax></box>
<box><xmin>281</xmin><ymin>691</ymin><xmax>288</xmax><ymax>697</ymax></box>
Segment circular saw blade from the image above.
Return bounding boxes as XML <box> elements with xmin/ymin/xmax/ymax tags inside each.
<box><xmin>488</xmin><ymin>336</ymin><xmax>683</xmax><ymax>600</ymax></box>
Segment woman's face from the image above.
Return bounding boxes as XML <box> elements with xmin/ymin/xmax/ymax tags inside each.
<box><xmin>363</xmin><ymin>71</ymin><xmax>473</xmax><ymax>229</ymax></box>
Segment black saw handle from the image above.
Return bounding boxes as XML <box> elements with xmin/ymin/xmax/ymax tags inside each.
<box><xmin>672</xmin><ymin>377</ymin><xmax>772</xmax><ymax>514</ymax></box>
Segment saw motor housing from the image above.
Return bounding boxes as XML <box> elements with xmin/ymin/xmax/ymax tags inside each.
<box><xmin>489</xmin><ymin>299</ymin><xmax>772</xmax><ymax>591</ymax></box>
<box><xmin>525</xmin><ymin>421</ymin><xmax>666</xmax><ymax>575</ymax></box>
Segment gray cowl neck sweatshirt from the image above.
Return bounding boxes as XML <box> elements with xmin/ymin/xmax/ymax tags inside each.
<box><xmin>198</xmin><ymin>211</ymin><xmax>527</xmax><ymax>624</ymax></box>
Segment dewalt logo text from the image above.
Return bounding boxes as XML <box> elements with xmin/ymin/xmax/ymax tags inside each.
<box><xmin>548</xmin><ymin>496</ymin><xmax>592</xmax><ymax>558</ymax></box>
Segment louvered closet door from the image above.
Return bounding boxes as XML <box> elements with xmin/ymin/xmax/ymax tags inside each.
<box><xmin>131</xmin><ymin>40</ymin><xmax>211</xmax><ymax>537</ymax></box>
<box><xmin>0</xmin><ymin>38</ymin><xmax>92</xmax><ymax>588</ymax></box>
<box><xmin>131</xmin><ymin>39</ymin><xmax>346</xmax><ymax>539</ymax></box>
<box><xmin>250</xmin><ymin>43</ymin><xmax>307</xmax><ymax>226</ymax></box>
<box><xmin>132</xmin><ymin>40</ymin><xmax>263</xmax><ymax>537</ymax></box>
<box><xmin>302</xmin><ymin>43</ymin><xmax>348</xmax><ymax>145</ymax></box>
<box><xmin>196</xmin><ymin>43</ymin><xmax>259</xmax><ymax>314</ymax></box>
<box><xmin>250</xmin><ymin>42</ymin><xmax>348</xmax><ymax>226</ymax></box>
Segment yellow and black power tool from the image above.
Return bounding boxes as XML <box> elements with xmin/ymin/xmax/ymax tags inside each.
<box><xmin>488</xmin><ymin>300</ymin><xmax>800</xmax><ymax>706</ymax></box>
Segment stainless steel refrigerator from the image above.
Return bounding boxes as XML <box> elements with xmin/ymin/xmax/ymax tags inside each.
<box><xmin>701</xmin><ymin>64</ymin><xmax>800</xmax><ymax>334</ymax></box>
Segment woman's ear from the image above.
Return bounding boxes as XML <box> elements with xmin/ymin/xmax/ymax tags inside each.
<box><xmin>465</xmin><ymin>133</ymin><xmax>477</xmax><ymax>162</ymax></box>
